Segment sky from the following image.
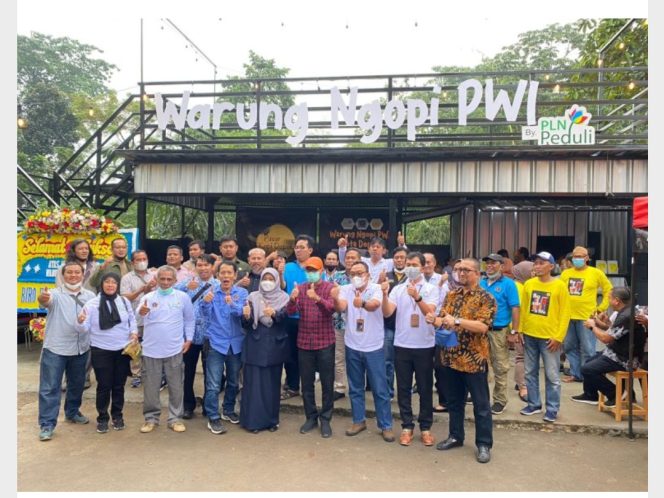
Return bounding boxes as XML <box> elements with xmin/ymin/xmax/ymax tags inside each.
<box><xmin>16</xmin><ymin>0</ymin><xmax>648</xmax><ymax>97</ymax></box>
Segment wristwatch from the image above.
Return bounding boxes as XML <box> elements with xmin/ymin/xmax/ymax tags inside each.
<box><xmin>454</xmin><ymin>317</ymin><xmax>461</xmax><ymax>326</ymax></box>
<box><xmin>414</xmin><ymin>296</ymin><xmax>423</xmax><ymax>303</ymax></box>
<box><xmin>510</xmin><ymin>329</ymin><xmax>518</xmax><ymax>335</ymax></box>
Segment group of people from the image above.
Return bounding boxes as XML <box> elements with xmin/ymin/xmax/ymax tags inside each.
<box><xmin>36</xmin><ymin>234</ymin><xmax>647</xmax><ymax>466</ymax></box>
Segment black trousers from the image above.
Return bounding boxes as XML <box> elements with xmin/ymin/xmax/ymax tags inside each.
<box><xmin>91</xmin><ymin>347</ymin><xmax>130</xmax><ymax>423</ymax></box>
<box><xmin>183</xmin><ymin>343</ymin><xmax>207</xmax><ymax>412</ymax></box>
<box><xmin>299</xmin><ymin>344</ymin><xmax>335</xmax><ymax>422</ymax></box>
<box><xmin>284</xmin><ymin>318</ymin><xmax>300</xmax><ymax>391</ymax></box>
<box><xmin>581</xmin><ymin>352</ymin><xmax>624</xmax><ymax>401</ymax></box>
<box><xmin>394</xmin><ymin>346</ymin><xmax>434</xmax><ymax>431</ymax></box>
<box><xmin>442</xmin><ymin>365</ymin><xmax>493</xmax><ymax>448</ymax></box>
<box><xmin>434</xmin><ymin>346</ymin><xmax>448</xmax><ymax>406</ymax></box>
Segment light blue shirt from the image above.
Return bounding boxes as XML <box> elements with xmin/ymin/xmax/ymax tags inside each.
<box><xmin>480</xmin><ymin>275</ymin><xmax>520</xmax><ymax>328</ymax></box>
<box><xmin>202</xmin><ymin>285</ymin><xmax>248</xmax><ymax>355</ymax></box>
<box><xmin>41</xmin><ymin>287</ymin><xmax>96</xmax><ymax>356</ymax></box>
<box><xmin>75</xmin><ymin>295</ymin><xmax>137</xmax><ymax>351</ymax></box>
<box><xmin>140</xmin><ymin>289</ymin><xmax>195</xmax><ymax>358</ymax></box>
<box><xmin>175</xmin><ymin>277</ymin><xmax>221</xmax><ymax>345</ymax></box>
<box><xmin>283</xmin><ymin>261</ymin><xmax>307</xmax><ymax>319</ymax></box>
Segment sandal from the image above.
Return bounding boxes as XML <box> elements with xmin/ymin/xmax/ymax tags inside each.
<box><xmin>433</xmin><ymin>405</ymin><xmax>448</xmax><ymax>413</ymax></box>
<box><xmin>280</xmin><ymin>389</ymin><xmax>300</xmax><ymax>400</ymax></box>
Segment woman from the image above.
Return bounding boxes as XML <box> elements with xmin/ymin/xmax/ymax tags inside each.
<box><xmin>76</xmin><ymin>273</ymin><xmax>137</xmax><ymax>433</ymax></box>
<box><xmin>240</xmin><ymin>268</ymin><xmax>290</xmax><ymax>433</ymax></box>
<box><xmin>56</xmin><ymin>239</ymin><xmax>100</xmax><ymax>292</ymax></box>
<box><xmin>511</xmin><ymin>260</ymin><xmax>534</xmax><ymax>402</ymax></box>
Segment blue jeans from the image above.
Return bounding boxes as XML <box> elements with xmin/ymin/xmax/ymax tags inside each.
<box><xmin>383</xmin><ymin>328</ymin><xmax>395</xmax><ymax>398</ymax></box>
<box><xmin>563</xmin><ymin>319</ymin><xmax>596</xmax><ymax>380</ymax></box>
<box><xmin>346</xmin><ymin>346</ymin><xmax>393</xmax><ymax>430</ymax></box>
<box><xmin>524</xmin><ymin>335</ymin><xmax>561</xmax><ymax>414</ymax></box>
<box><xmin>204</xmin><ymin>347</ymin><xmax>242</xmax><ymax>419</ymax></box>
<box><xmin>38</xmin><ymin>348</ymin><xmax>89</xmax><ymax>429</ymax></box>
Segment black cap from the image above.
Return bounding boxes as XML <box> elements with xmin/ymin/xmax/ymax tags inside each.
<box><xmin>482</xmin><ymin>253</ymin><xmax>504</xmax><ymax>263</ymax></box>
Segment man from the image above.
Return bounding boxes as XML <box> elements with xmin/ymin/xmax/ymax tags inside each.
<box><xmin>497</xmin><ymin>249</ymin><xmax>514</xmax><ymax>279</ymax></box>
<box><xmin>120</xmin><ymin>249</ymin><xmax>158</xmax><ymax>388</ymax></box>
<box><xmin>286</xmin><ymin>256</ymin><xmax>336</xmax><ymax>438</ymax></box>
<box><xmin>202</xmin><ymin>261</ymin><xmax>248</xmax><ymax>434</ymax></box>
<box><xmin>174</xmin><ymin>254</ymin><xmax>220</xmax><ymax>419</ymax></box>
<box><xmin>382</xmin><ymin>252</ymin><xmax>439</xmax><ymax>447</ymax></box>
<box><xmin>560</xmin><ymin>246</ymin><xmax>613</xmax><ymax>383</ymax></box>
<box><xmin>183</xmin><ymin>240</ymin><xmax>205</xmax><ymax>273</ymax></box>
<box><xmin>423</xmin><ymin>253</ymin><xmax>444</xmax><ymax>286</ymax></box>
<box><xmin>89</xmin><ymin>236</ymin><xmax>133</xmax><ymax>291</ymax></box>
<box><xmin>519</xmin><ymin>251</ymin><xmax>571</xmax><ymax>423</ymax></box>
<box><xmin>138</xmin><ymin>265</ymin><xmax>195</xmax><ymax>433</ymax></box>
<box><xmin>338</xmin><ymin>233</ymin><xmax>407</xmax><ymax>283</ymax></box>
<box><xmin>334</xmin><ymin>261</ymin><xmax>395</xmax><ymax>443</ymax></box>
<box><xmin>429</xmin><ymin>258</ymin><xmax>497</xmax><ymax>464</ymax></box>
<box><xmin>213</xmin><ymin>236</ymin><xmax>251</xmax><ymax>279</ymax></box>
<box><xmin>165</xmin><ymin>245</ymin><xmax>195</xmax><ymax>283</ymax></box>
<box><xmin>246</xmin><ymin>247</ymin><xmax>268</xmax><ymax>293</ymax></box>
<box><xmin>280</xmin><ymin>234</ymin><xmax>315</xmax><ymax>399</ymax></box>
<box><xmin>330</xmin><ymin>247</ymin><xmax>362</xmax><ymax>401</ymax></box>
<box><xmin>571</xmin><ymin>287</ymin><xmax>646</xmax><ymax>407</ymax></box>
<box><xmin>479</xmin><ymin>253</ymin><xmax>520</xmax><ymax>415</ymax></box>
<box><xmin>513</xmin><ymin>247</ymin><xmax>530</xmax><ymax>265</ymax></box>
<box><xmin>382</xmin><ymin>246</ymin><xmax>409</xmax><ymax>399</ymax></box>
<box><xmin>36</xmin><ymin>262</ymin><xmax>96</xmax><ymax>441</ymax></box>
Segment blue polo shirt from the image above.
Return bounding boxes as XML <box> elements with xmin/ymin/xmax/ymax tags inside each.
<box><xmin>203</xmin><ymin>285</ymin><xmax>248</xmax><ymax>355</ymax></box>
<box><xmin>284</xmin><ymin>261</ymin><xmax>308</xmax><ymax>319</ymax></box>
<box><xmin>480</xmin><ymin>275</ymin><xmax>520</xmax><ymax>328</ymax></box>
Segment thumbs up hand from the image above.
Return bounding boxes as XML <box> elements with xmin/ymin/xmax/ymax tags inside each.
<box><xmin>187</xmin><ymin>278</ymin><xmax>198</xmax><ymax>291</ymax></box>
<box><xmin>139</xmin><ymin>300</ymin><xmax>150</xmax><ymax>316</ymax></box>
<box><xmin>77</xmin><ymin>308</ymin><xmax>87</xmax><ymax>324</ymax></box>
<box><xmin>242</xmin><ymin>301</ymin><xmax>251</xmax><ymax>319</ymax></box>
<box><xmin>38</xmin><ymin>287</ymin><xmax>51</xmax><ymax>305</ymax></box>
<box><xmin>290</xmin><ymin>286</ymin><xmax>300</xmax><ymax>302</ymax></box>
<box><xmin>306</xmin><ymin>283</ymin><xmax>318</xmax><ymax>300</ymax></box>
<box><xmin>203</xmin><ymin>289</ymin><xmax>214</xmax><ymax>303</ymax></box>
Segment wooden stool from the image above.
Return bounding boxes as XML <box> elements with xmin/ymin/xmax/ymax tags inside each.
<box><xmin>598</xmin><ymin>370</ymin><xmax>648</xmax><ymax>422</ymax></box>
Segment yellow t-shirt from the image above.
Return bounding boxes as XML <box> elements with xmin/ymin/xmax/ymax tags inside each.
<box><xmin>520</xmin><ymin>278</ymin><xmax>571</xmax><ymax>343</ymax></box>
<box><xmin>560</xmin><ymin>266</ymin><xmax>613</xmax><ymax>320</ymax></box>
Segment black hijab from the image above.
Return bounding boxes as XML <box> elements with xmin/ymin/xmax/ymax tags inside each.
<box><xmin>99</xmin><ymin>273</ymin><xmax>122</xmax><ymax>330</ymax></box>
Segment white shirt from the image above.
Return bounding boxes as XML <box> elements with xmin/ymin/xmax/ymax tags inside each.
<box><xmin>423</xmin><ymin>272</ymin><xmax>443</xmax><ymax>286</ymax></box>
<box><xmin>362</xmin><ymin>257</ymin><xmax>394</xmax><ymax>283</ymax></box>
<box><xmin>388</xmin><ymin>279</ymin><xmax>439</xmax><ymax>348</ymax></box>
<box><xmin>76</xmin><ymin>295</ymin><xmax>137</xmax><ymax>351</ymax></box>
<box><xmin>140</xmin><ymin>289</ymin><xmax>195</xmax><ymax>358</ymax></box>
<box><xmin>340</xmin><ymin>283</ymin><xmax>384</xmax><ymax>352</ymax></box>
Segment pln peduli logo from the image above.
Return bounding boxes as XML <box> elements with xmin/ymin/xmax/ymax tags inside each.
<box><xmin>522</xmin><ymin>105</ymin><xmax>595</xmax><ymax>146</ymax></box>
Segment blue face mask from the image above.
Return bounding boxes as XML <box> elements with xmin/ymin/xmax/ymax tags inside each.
<box><xmin>306</xmin><ymin>271</ymin><xmax>321</xmax><ymax>284</ymax></box>
<box><xmin>572</xmin><ymin>258</ymin><xmax>586</xmax><ymax>269</ymax></box>
<box><xmin>158</xmin><ymin>287</ymin><xmax>174</xmax><ymax>296</ymax></box>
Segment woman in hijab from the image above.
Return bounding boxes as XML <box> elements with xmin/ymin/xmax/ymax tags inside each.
<box><xmin>76</xmin><ymin>273</ymin><xmax>138</xmax><ymax>433</ymax></box>
<box><xmin>511</xmin><ymin>261</ymin><xmax>534</xmax><ymax>402</ymax></box>
<box><xmin>240</xmin><ymin>268</ymin><xmax>290</xmax><ymax>433</ymax></box>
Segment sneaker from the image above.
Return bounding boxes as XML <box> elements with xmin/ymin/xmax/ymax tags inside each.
<box><xmin>543</xmin><ymin>411</ymin><xmax>557</xmax><ymax>423</ymax></box>
<box><xmin>221</xmin><ymin>412</ymin><xmax>240</xmax><ymax>424</ymax></box>
<box><xmin>604</xmin><ymin>398</ymin><xmax>617</xmax><ymax>408</ymax></box>
<box><xmin>399</xmin><ymin>429</ymin><xmax>414</xmax><ymax>446</ymax></box>
<box><xmin>491</xmin><ymin>402</ymin><xmax>505</xmax><ymax>415</ymax></box>
<box><xmin>131</xmin><ymin>376</ymin><xmax>142</xmax><ymax>388</ymax></box>
<box><xmin>208</xmin><ymin>418</ymin><xmax>227</xmax><ymax>435</ymax></box>
<box><xmin>466</xmin><ymin>393</ymin><xmax>473</xmax><ymax>405</ymax></box>
<box><xmin>168</xmin><ymin>421</ymin><xmax>186</xmax><ymax>432</ymax></box>
<box><xmin>159</xmin><ymin>378</ymin><xmax>168</xmax><ymax>391</ymax></box>
<box><xmin>571</xmin><ymin>393</ymin><xmax>599</xmax><ymax>405</ymax></box>
<box><xmin>300</xmin><ymin>418</ymin><xmax>318</xmax><ymax>434</ymax></box>
<box><xmin>96</xmin><ymin>421</ymin><xmax>109</xmax><ymax>433</ymax></box>
<box><xmin>421</xmin><ymin>430</ymin><xmax>435</xmax><ymax>446</ymax></box>
<box><xmin>381</xmin><ymin>429</ymin><xmax>395</xmax><ymax>442</ymax></box>
<box><xmin>140</xmin><ymin>421</ymin><xmax>157</xmax><ymax>433</ymax></box>
<box><xmin>39</xmin><ymin>427</ymin><xmax>54</xmax><ymax>441</ymax></box>
<box><xmin>112</xmin><ymin>418</ymin><xmax>125</xmax><ymax>431</ymax></box>
<box><xmin>520</xmin><ymin>406</ymin><xmax>542</xmax><ymax>416</ymax></box>
<box><xmin>66</xmin><ymin>412</ymin><xmax>90</xmax><ymax>425</ymax></box>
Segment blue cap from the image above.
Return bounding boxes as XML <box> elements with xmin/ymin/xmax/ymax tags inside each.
<box><xmin>534</xmin><ymin>251</ymin><xmax>555</xmax><ymax>264</ymax></box>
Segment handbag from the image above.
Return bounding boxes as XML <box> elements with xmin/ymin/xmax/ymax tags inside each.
<box><xmin>122</xmin><ymin>340</ymin><xmax>142</xmax><ymax>361</ymax></box>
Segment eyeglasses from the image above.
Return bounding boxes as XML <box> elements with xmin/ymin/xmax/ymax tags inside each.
<box><xmin>457</xmin><ymin>268</ymin><xmax>476</xmax><ymax>273</ymax></box>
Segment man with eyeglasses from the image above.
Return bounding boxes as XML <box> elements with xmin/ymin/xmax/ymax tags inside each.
<box><xmin>429</xmin><ymin>258</ymin><xmax>496</xmax><ymax>464</ymax></box>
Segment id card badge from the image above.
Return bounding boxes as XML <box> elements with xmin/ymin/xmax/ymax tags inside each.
<box><xmin>356</xmin><ymin>318</ymin><xmax>365</xmax><ymax>333</ymax></box>
<box><xmin>410</xmin><ymin>313</ymin><xmax>420</xmax><ymax>328</ymax></box>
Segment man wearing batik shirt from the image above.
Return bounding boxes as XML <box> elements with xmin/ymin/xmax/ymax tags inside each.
<box><xmin>430</xmin><ymin>258</ymin><xmax>496</xmax><ymax>464</ymax></box>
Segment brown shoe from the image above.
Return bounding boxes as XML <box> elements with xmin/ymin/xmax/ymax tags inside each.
<box><xmin>421</xmin><ymin>430</ymin><xmax>435</xmax><ymax>446</ymax></box>
<box><xmin>382</xmin><ymin>429</ymin><xmax>395</xmax><ymax>443</ymax></box>
<box><xmin>399</xmin><ymin>429</ymin><xmax>413</xmax><ymax>446</ymax></box>
<box><xmin>345</xmin><ymin>422</ymin><xmax>367</xmax><ymax>436</ymax></box>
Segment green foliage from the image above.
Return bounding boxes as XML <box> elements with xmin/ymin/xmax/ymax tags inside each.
<box><xmin>405</xmin><ymin>216</ymin><xmax>450</xmax><ymax>245</ymax></box>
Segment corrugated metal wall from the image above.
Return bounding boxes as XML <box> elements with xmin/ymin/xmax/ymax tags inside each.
<box><xmin>459</xmin><ymin>208</ymin><xmax>631</xmax><ymax>270</ymax></box>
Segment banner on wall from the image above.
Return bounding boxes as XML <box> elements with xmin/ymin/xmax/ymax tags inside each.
<box><xmin>17</xmin><ymin>229</ymin><xmax>138</xmax><ymax>313</ymax></box>
<box><xmin>318</xmin><ymin>209</ymin><xmax>390</xmax><ymax>255</ymax></box>
<box><xmin>235</xmin><ymin>209</ymin><xmax>316</xmax><ymax>259</ymax></box>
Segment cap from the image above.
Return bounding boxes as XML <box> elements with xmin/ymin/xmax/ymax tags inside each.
<box><xmin>303</xmin><ymin>256</ymin><xmax>323</xmax><ymax>271</ymax></box>
<box><xmin>482</xmin><ymin>253</ymin><xmax>504</xmax><ymax>263</ymax></box>
<box><xmin>534</xmin><ymin>251</ymin><xmax>555</xmax><ymax>264</ymax></box>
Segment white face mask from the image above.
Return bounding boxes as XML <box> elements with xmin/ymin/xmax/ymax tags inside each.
<box><xmin>134</xmin><ymin>261</ymin><xmax>148</xmax><ymax>271</ymax></box>
<box><xmin>351</xmin><ymin>276</ymin><xmax>366</xmax><ymax>289</ymax></box>
<box><xmin>260</xmin><ymin>280</ymin><xmax>276</xmax><ymax>292</ymax></box>
<box><xmin>404</xmin><ymin>267</ymin><xmax>421</xmax><ymax>281</ymax></box>
<box><xmin>64</xmin><ymin>282</ymin><xmax>81</xmax><ymax>291</ymax></box>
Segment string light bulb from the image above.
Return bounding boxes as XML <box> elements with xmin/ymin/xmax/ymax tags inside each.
<box><xmin>17</xmin><ymin>117</ymin><xmax>28</xmax><ymax>129</ymax></box>
<box><xmin>597</xmin><ymin>58</ymin><xmax>603</xmax><ymax>67</ymax></box>
<box><xmin>618</xmin><ymin>42</ymin><xmax>625</xmax><ymax>50</ymax></box>
<box><xmin>87</xmin><ymin>108</ymin><xmax>95</xmax><ymax>118</ymax></box>
<box><xmin>553</xmin><ymin>84</ymin><xmax>560</xmax><ymax>94</ymax></box>
<box><xmin>628</xmin><ymin>81</ymin><xmax>636</xmax><ymax>90</ymax></box>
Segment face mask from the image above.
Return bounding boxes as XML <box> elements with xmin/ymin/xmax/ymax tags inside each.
<box><xmin>260</xmin><ymin>280</ymin><xmax>276</xmax><ymax>292</ymax></box>
<box><xmin>158</xmin><ymin>287</ymin><xmax>174</xmax><ymax>296</ymax></box>
<box><xmin>325</xmin><ymin>264</ymin><xmax>337</xmax><ymax>272</ymax></box>
<box><xmin>394</xmin><ymin>268</ymin><xmax>405</xmax><ymax>275</ymax></box>
<box><xmin>572</xmin><ymin>258</ymin><xmax>586</xmax><ymax>269</ymax></box>
<box><xmin>134</xmin><ymin>261</ymin><xmax>148</xmax><ymax>271</ymax></box>
<box><xmin>306</xmin><ymin>271</ymin><xmax>321</xmax><ymax>284</ymax></box>
<box><xmin>404</xmin><ymin>267</ymin><xmax>421</xmax><ymax>281</ymax></box>
<box><xmin>486</xmin><ymin>268</ymin><xmax>500</xmax><ymax>279</ymax></box>
<box><xmin>64</xmin><ymin>282</ymin><xmax>81</xmax><ymax>291</ymax></box>
<box><xmin>351</xmin><ymin>276</ymin><xmax>366</xmax><ymax>289</ymax></box>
